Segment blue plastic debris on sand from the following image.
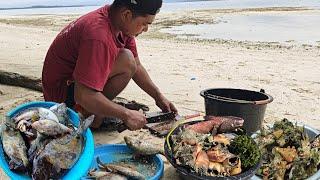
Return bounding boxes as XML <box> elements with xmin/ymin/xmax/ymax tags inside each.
<box><xmin>0</xmin><ymin>101</ymin><xmax>94</xmax><ymax>180</ymax></box>
<box><xmin>83</xmin><ymin>144</ymin><xmax>164</xmax><ymax>180</ymax></box>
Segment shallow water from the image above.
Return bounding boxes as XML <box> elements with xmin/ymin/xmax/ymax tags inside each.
<box><xmin>161</xmin><ymin>13</ymin><xmax>320</xmax><ymax>45</ymax></box>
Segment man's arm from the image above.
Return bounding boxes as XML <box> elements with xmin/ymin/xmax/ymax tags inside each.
<box><xmin>132</xmin><ymin>57</ymin><xmax>177</xmax><ymax>112</ymax></box>
<box><xmin>132</xmin><ymin>57</ymin><xmax>161</xmax><ymax>100</ymax></box>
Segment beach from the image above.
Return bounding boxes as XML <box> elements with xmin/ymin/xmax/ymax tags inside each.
<box><xmin>0</xmin><ymin>3</ymin><xmax>320</xmax><ymax>179</ymax></box>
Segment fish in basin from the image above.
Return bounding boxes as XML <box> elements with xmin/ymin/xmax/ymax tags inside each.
<box><xmin>31</xmin><ymin>114</ymin><xmax>94</xmax><ymax>180</ymax></box>
<box><xmin>0</xmin><ymin>116</ymin><xmax>29</xmax><ymax>172</ymax></box>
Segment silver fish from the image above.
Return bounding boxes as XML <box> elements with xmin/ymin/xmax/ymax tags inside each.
<box><xmin>32</xmin><ymin>115</ymin><xmax>94</xmax><ymax>180</ymax></box>
<box><xmin>13</xmin><ymin>108</ymin><xmax>39</xmax><ymax>123</ymax></box>
<box><xmin>124</xmin><ymin>135</ymin><xmax>164</xmax><ymax>155</ymax></box>
<box><xmin>49</xmin><ymin>103</ymin><xmax>69</xmax><ymax>125</ymax></box>
<box><xmin>1</xmin><ymin>116</ymin><xmax>29</xmax><ymax>171</ymax></box>
<box><xmin>97</xmin><ymin>158</ymin><xmax>145</xmax><ymax>180</ymax></box>
<box><xmin>31</xmin><ymin>119</ymin><xmax>72</xmax><ymax>136</ymax></box>
<box><xmin>38</xmin><ymin>108</ymin><xmax>59</xmax><ymax>122</ymax></box>
<box><xmin>87</xmin><ymin>168</ymin><xmax>127</xmax><ymax>180</ymax></box>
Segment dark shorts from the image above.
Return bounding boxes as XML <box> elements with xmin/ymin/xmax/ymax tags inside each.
<box><xmin>65</xmin><ymin>83</ymin><xmax>75</xmax><ymax>109</ymax></box>
<box><xmin>65</xmin><ymin>83</ymin><xmax>91</xmax><ymax>117</ymax></box>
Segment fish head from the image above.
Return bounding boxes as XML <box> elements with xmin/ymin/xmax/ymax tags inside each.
<box><xmin>218</xmin><ymin>116</ymin><xmax>244</xmax><ymax>133</ymax></box>
<box><xmin>124</xmin><ymin>136</ymin><xmax>137</xmax><ymax>147</ymax></box>
<box><xmin>232</xmin><ymin>118</ymin><xmax>244</xmax><ymax>128</ymax></box>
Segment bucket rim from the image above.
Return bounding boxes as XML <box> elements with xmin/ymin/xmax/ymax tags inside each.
<box><xmin>200</xmin><ymin>88</ymin><xmax>273</xmax><ymax>105</ymax></box>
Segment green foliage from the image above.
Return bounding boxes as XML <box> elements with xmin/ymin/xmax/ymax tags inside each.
<box><xmin>230</xmin><ymin>135</ymin><xmax>261</xmax><ymax>169</ymax></box>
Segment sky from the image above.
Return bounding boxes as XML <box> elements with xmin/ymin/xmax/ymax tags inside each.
<box><xmin>0</xmin><ymin>0</ymin><xmax>109</xmax><ymax>8</ymax></box>
<box><xmin>0</xmin><ymin>0</ymin><xmax>196</xmax><ymax>9</ymax></box>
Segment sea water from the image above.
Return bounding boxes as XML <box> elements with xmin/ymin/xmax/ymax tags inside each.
<box><xmin>161</xmin><ymin>13</ymin><xmax>320</xmax><ymax>45</ymax></box>
<box><xmin>0</xmin><ymin>0</ymin><xmax>319</xmax><ymax>45</ymax></box>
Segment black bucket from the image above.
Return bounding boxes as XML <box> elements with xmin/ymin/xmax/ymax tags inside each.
<box><xmin>200</xmin><ymin>88</ymin><xmax>273</xmax><ymax>134</ymax></box>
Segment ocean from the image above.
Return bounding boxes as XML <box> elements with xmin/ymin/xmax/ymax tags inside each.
<box><xmin>0</xmin><ymin>0</ymin><xmax>319</xmax><ymax>45</ymax></box>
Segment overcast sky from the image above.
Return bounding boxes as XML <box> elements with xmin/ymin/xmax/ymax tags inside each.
<box><xmin>0</xmin><ymin>0</ymin><xmax>189</xmax><ymax>8</ymax></box>
<box><xmin>0</xmin><ymin>0</ymin><xmax>109</xmax><ymax>8</ymax></box>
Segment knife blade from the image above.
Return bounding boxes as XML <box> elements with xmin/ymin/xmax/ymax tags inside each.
<box><xmin>117</xmin><ymin>111</ymin><xmax>176</xmax><ymax>132</ymax></box>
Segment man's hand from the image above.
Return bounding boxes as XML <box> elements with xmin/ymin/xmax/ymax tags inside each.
<box><xmin>155</xmin><ymin>93</ymin><xmax>178</xmax><ymax>113</ymax></box>
<box><xmin>122</xmin><ymin>110</ymin><xmax>147</xmax><ymax>130</ymax></box>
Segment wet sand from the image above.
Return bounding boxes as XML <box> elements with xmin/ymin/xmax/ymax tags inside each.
<box><xmin>0</xmin><ymin>6</ymin><xmax>320</xmax><ymax>179</ymax></box>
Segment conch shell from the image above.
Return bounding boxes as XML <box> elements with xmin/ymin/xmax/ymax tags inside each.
<box><xmin>207</xmin><ymin>147</ymin><xmax>231</xmax><ymax>163</ymax></box>
<box><xmin>223</xmin><ymin>156</ymin><xmax>242</xmax><ymax>175</ymax></box>
<box><xmin>213</xmin><ymin>134</ymin><xmax>230</xmax><ymax>145</ymax></box>
<box><xmin>208</xmin><ymin>162</ymin><xmax>225</xmax><ymax>175</ymax></box>
<box><xmin>194</xmin><ymin>151</ymin><xmax>209</xmax><ymax>174</ymax></box>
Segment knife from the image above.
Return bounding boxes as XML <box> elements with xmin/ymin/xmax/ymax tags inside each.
<box><xmin>117</xmin><ymin>111</ymin><xmax>176</xmax><ymax>132</ymax></box>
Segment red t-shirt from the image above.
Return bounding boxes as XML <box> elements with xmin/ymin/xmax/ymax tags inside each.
<box><xmin>42</xmin><ymin>5</ymin><xmax>138</xmax><ymax>103</ymax></box>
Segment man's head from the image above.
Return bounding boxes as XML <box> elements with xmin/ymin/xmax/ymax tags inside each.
<box><xmin>110</xmin><ymin>0</ymin><xmax>162</xmax><ymax>37</ymax></box>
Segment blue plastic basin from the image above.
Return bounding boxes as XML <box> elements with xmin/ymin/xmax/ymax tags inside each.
<box><xmin>0</xmin><ymin>101</ymin><xmax>94</xmax><ymax>180</ymax></box>
<box><xmin>83</xmin><ymin>144</ymin><xmax>164</xmax><ymax>180</ymax></box>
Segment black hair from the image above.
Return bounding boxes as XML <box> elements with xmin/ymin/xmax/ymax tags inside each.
<box><xmin>111</xmin><ymin>0</ymin><xmax>162</xmax><ymax>17</ymax></box>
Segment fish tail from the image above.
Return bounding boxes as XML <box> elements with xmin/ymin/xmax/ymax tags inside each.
<box><xmin>76</xmin><ymin>113</ymin><xmax>94</xmax><ymax>135</ymax></box>
<box><xmin>5</xmin><ymin>115</ymin><xmax>15</xmax><ymax>129</ymax></box>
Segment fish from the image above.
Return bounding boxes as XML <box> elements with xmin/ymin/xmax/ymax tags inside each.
<box><xmin>97</xmin><ymin>158</ymin><xmax>145</xmax><ymax>180</ymax></box>
<box><xmin>147</xmin><ymin>120</ymin><xmax>176</xmax><ymax>137</ymax></box>
<box><xmin>124</xmin><ymin>135</ymin><xmax>164</xmax><ymax>155</ymax></box>
<box><xmin>0</xmin><ymin>116</ymin><xmax>29</xmax><ymax>172</ymax></box>
<box><xmin>27</xmin><ymin>133</ymin><xmax>52</xmax><ymax>163</ymax></box>
<box><xmin>13</xmin><ymin>107</ymin><xmax>59</xmax><ymax>124</ymax></box>
<box><xmin>31</xmin><ymin>119</ymin><xmax>72</xmax><ymax>136</ymax></box>
<box><xmin>49</xmin><ymin>103</ymin><xmax>69</xmax><ymax>125</ymax></box>
<box><xmin>87</xmin><ymin>168</ymin><xmax>127</xmax><ymax>180</ymax></box>
<box><xmin>186</xmin><ymin>116</ymin><xmax>244</xmax><ymax>134</ymax></box>
<box><xmin>13</xmin><ymin>108</ymin><xmax>39</xmax><ymax>123</ymax></box>
<box><xmin>38</xmin><ymin>108</ymin><xmax>59</xmax><ymax>122</ymax></box>
<box><xmin>31</xmin><ymin>115</ymin><xmax>94</xmax><ymax>180</ymax></box>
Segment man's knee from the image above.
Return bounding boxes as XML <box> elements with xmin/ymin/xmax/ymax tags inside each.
<box><xmin>117</xmin><ymin>49</ymin><xmax>137</xmax><ymax>75</ymax></box>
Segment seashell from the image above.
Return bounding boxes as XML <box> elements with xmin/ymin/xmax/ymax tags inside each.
<box><xmin>222</xmin><ymin>156</ymin><xmax>242</xmax><ymax>175</ymax></box>
<box><xmin>223</xmin><ymin>156</ymin><xmax>240</xmax><ymax>167</ymax></box>
<box><xmin>230</xmin><ymin>158</ymin><xmax>242</xmax><ymax>175</ymax></box>
<box><xmin>195</xmin><ymin>151</ymin><xmax>210</xmax><ymax>174</ymax></box>
<box><xmin>213</xmin><ymin>134</ymin><xmax>230</xmax><ymax>145</ymax></box>
<box><xmin>207</xmin><ymin>147</ymin><xmax>231</xmax><ymax>163</ymax></box>
<box><xmin>208</xmin><ymin>162</ymin><xmax>225</xmax><ymax>174</ymax></box>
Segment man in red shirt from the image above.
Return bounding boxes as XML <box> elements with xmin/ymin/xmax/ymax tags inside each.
<box><xmin>42</xmin><ymin>0</ymin><xmax>177</xmax><ymax>130</ymax></box>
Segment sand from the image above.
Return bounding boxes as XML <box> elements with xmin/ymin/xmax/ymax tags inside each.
<box><xmin>0</xmin><ymin>6</ymin><xmax>319</xmax><ymax>179</ymax></box>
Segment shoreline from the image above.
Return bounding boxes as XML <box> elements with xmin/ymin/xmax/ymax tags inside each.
<box><xmin>0</xmin><ymin>6</ymin><xmax>319</xmax><ymax>124</ymax></box>
<box><xmin>0</xmin><ymin>7</ymin><xmax>319</xmax><ymax>48</ymax></box>
<box><xmin>0</xmin><ymin>6</ymin><xmax>319</xmax><ymax>179</ymax></box>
